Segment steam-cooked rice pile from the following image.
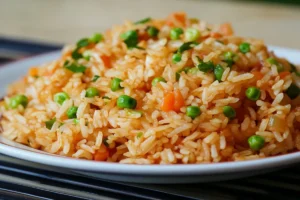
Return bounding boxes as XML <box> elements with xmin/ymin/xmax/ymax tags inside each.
<box><xmin>1</xmin><ymin>12</ymin><xmax>300</xmax><ymax>164</ymax></box>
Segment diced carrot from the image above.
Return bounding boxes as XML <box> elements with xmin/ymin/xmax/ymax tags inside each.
<box><xmin>210</xmin><ymin>32</ymin><xmax>222</xmax><ymax>39</ymax></box>
<box><xmin>173</xmin><ymin>90</ymin><xmax>185</xmax><ymax>112</ymax></box>
<box><xmin>94</xmin><ymin>145</ymin><xmax>109</xmax><ymax>161</ymax></box>
<box><xmin>219</xmin><ymin>23</ymin><xmax>234</xmax><ymax>36</ymax></box>
<box><xmin>251</xmin><ymin>71</ymin><xmax>264</xmax><ymax>80</ymax></box>
<box><xmin>166</xmin><ymin>12</ymin><xmax>186</xmax><ymax>27</ymax></box>
<box><xmin>29</xmin><ymin>67</ymin><xmax>38</xmax><ymax>77</ymax></box>
<box><xmin>100</xmin><ymin>55</ymin><xmax>111</xmax><ymax>68</ymax></box>
<box><xmin>279</xmin><ymin>71</ymin><xmax>291</xmax><ymax>79</ymax></box>
<box><xmin>161</xmin><ymin>92</ymin><xmax>175</xmax><ymax>112</ymax></box>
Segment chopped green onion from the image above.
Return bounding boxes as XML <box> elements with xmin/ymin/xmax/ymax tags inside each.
<box><xmin>239</xmin><ymin>42</ymin><xmax>250</xmax><ymax>54</ymax></box>
<box><xmin>45</xmin><ymin>118</ymin><xmax>56</xmax><ymax>130</ymax></box>
<box><xmin>102</xmin><ymin>96</ymin><xmax>111</xmax><ymax>100</ymax></box>
<box><xmin>186</xmin><ymin>106</ymin><xmax>201</xmax><ymax>119</ymax></box>
<box><xmin>184</xmin><ymin>28</ymin><xmax>200</xmax><ymax>42</ymax></box>
<box><xmin>66</xmin><ymin>106</ymin><xmax>78</xmax><ymax>119</ymax></box>
<box><xmin>286</xmin><ymin>83</ymin><xmax>300</xmax><ymax>99</ymax></box>
<box><xmin>125</xmin><ymin>109</ymin><xmax>143</xmax><ymax>117</ymax></box>
<box><xmin>246</xmin><ymin>87</ymin><xmax>261</xmax><ymax>101</ymax></box>
<box><xmin>103</xmin><ymin>138</ymin><xmax>109</xmax><ymax>147</ymax></box>
<box><xmin>289</xmin><ymin>62</ymin><xmax>300</xmax><ymax>76</ymax></box>
<box><xmin>248</xmin><ymin>135</ymin><xmax>265</xmax><ymax>151</ymax></box>
<box><xmin>71</xmin><ymin>48</ymin><xmax>82</xmax><ymax>60</ymax></box>
<box><xmin>137</xmin><ymin>132</ymin><xmax>143</xmax><ymax>138</ymax></box>
<box><xmin>76</xmin><ymin>38</ymin><xmax>90</xmax><ymax>48</ymax></box>
<box><xmin>111</xmin><ymin>78</ymin><xmax>124</xmax><ymax>92</ymax></box>
<box><xmin>85</xmin><ymin>87</ymin><xmax>99</xmax><ymax>98</ymax></box>
<box><xmin>117</xmin><ymin>95</ymin><xmax>137</xmax><ymax>109</ymax></box>
<box><xmin>214</xmin><ymin>64</ymin><xmax>225</xmax><ymax>81</ymax></box>
<box><xmin>223</xmin><ymin>106</ymin><xmax>236</xmax><ymax>119</ymax></box>
<box><xmin>198</xmin><ymin>61</ymin><xmax>214</xmax><ymax>73</ymax></box>
<box><xmin>120</xmin><ymin>30</ymin><xmax>139</xmax><ymax>48</ymax></box>
<box><xmin>223</xmin><ymin>51</ymin><xmax>235</xmax><ymax>67</ymax></box>
<box><xmin>9</xmin><ymin>94</ymin><xmax>28</xmax><ymax>109</ymax></box>
<box><xmin>170</xmin><ymin>27</ymin><xmax>184</xmax><ymax>40</ymax></box>
<box><xmin>172</xmin><ymin>53</ymin><xmax>182</xmax><ymax>63</ymax></box>
<box><xmin>65</xmin><ymin>63</ymin><xmax>87</xmax><ymax>73</ymax></box>
<box><xmin>147</xmin><ymin>26</ymin><xmax>159</xmax><ymax>37</ymax></box>
<box><xmin>92</xmin><ymin>75</ymin><xmax>100</xmax><ymax>82</ymax></box>
<box><xmin>83</xmin><ymin>51</ymin><xmax>92</xmax><ymax>61</ymax></box>
<box><xmin>177</xmin><ymin>42</ymin><xmax>198</xmax><ymax>54</ymax></box>
<box><xmin>152</xmin><ymin>77</ymin><xmax>167</xmax><ymax>86</ymax></box>
<box><xmin>134</xmin><ymin>17</ymin><xmax>151</xmax><ymax>24</ymax></box>
<box><xmin>54</xmin><ymin>92</ymin><xmax>69</xmax><ymax>105</ymax></box>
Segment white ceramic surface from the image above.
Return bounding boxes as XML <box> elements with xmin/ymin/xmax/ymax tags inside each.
<box><xmin>0</xmin><ymin>47</ymin><xmax>300</xmax><ymax>184</ymax></box>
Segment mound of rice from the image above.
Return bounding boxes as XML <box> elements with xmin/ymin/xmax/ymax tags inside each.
<box><xmin>1</xmin><ymin>12</ymin><xmax>300</xmax><ymax>164</ymax></box>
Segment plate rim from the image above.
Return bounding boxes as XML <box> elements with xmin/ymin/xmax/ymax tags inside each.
<box><xmin>1</xmin><ymin>46</ymin><xmax>300</xmax><ymax>176</ymax></box>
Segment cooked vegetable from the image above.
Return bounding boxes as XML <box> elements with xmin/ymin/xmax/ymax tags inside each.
<box><xmin>120</xmin><ymin>30</ymin><xmax>139</xmax><ymax>48</ymax></box>
<box><xmin>64</xmin><ymin>63</ymin><xmax>87</xmax><ymax>73</ymax></box>
<box><xmin>266</xmin><ymin>58</ymin><xmax>284</xmax><ymax>72</ymax></box>
<box><xmin>186</xmin><ymin>106</ymin><xmax>201</xmax><ymax>119</ymax></box>
<box><xmin>9</xmin><ymin>94</ymin><xmax>28</xmax><ymax>109</ymax></box>
<box><xmin>184</xmin><ymin>28</ymin><xmax>200</xmax><ymax>42</ymax></box>
<box><xmin>67</xmin><ymin>106</ymin><xmax>78</xmax><ymax>119</ymax></box>
<box><xmin>147</xmin><ymin>26</ymin><xmax>159</xmax><ymax>37</ymax></box>
<box><xmin>198</xmin><ymin>61</ymin><xmax>214</xmax><ymax>73</ymax></box>
<box><xmin>248</xmin><ymin>135</ymin><xmax>265</xmax><ymax>151</ymax></box>
<box><xmin>45</xmin><ymin>118</ymin><xmax>56</xmax><ymax>130</ymax></box>
<box><xmin>92</xmin><ymin>75</ymin><xmax>100</xmax><ymax>82</ymax></box>
<box><xmin>286</xmin><ymin>83</ymin><xmax>300</xmax><ymax>99</ymax></box>
<box><xmin>134</xmin><ymin>17</ymin><xmax>151</xmax><ymax>24</ymax></box>
<box><xmin>89</xmin><ymin>33</ymin><xmax>103</xmax><ymax>43</ymax></box>
<box><xmin>54</xmin><ymin>92</ymin><xmax>69</xmax><ymax>105</ymax></box>
<box><xmin>170</xmin><ymin>27</ymin><xmax>184</xmax><ymax>40</ymax></box>
<box><xmin>111</xmin><ymin>78</ymin><xmax>123</xmax><ymax>91</ymax></box>
<box><xmin>223</xmin><ymin>106</ymin><xmax>236</xmax><ymax>119</ymax></box>
<box><xmin>152</xmin><ymin>77</ymin><xmax>167</xmax><ymax>86</ymax></box>
<box><xmin>214</xmin><ymin>64</ymin><xmax>225</xmax><ymax>81</ymax></box>
<box><xmin>246</xmin><ymin>87</ymin><xmax>261</xmax><ymax>101</ymax></box>
<box><xmin>239</xmin><ymin>42</ymin><xmax>250</xmax><ymax>54</ymax></box>
<box><xmin>85</xmin><ymin>87</ymin><xmax>99</xmax><ymax>97</ymax></box>
<box><xmin>172</xmin><ymin>53</ymin><xmax>182</xmax><ymax>63</ymax></box>
<box><xmin>117</xmin><ymin>95</ymin><xmax>137</xmax><ymax>109</ymax></box>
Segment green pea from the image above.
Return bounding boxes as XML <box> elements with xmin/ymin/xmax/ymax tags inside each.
<box><xmin>170</xmin><ymin>27</ymin><xmax>184</xmax><ymax>40</ymax></box>
<box><xmin>172</xmin><ymin>53</ymin><xmax>182</xmax><ymax>63</ymax></box>
<box><xmin>85</xmin><ymin>87</ymin><xmax>99</xmax><ymax>97</ymax></box>
<box><xmin>45</xmin><ymin>118</ymin><xmax>56</xmax><ymax>130</ymax></box>
<box><xmin>147</xmin><ymin>26</ymin><xmax>159</xmax><ymax>37</ymax></box>
<box><xmin>89</xmin><ymin>33</ymin><xmax>103</xmax><ymax>43</ymax></box>
<box><xmin>186</xmin><ymin>106</ymin><xmax>201</xmax><ymax>119</ymax></box>
<box><xmin>239</xmin><ymin>42</ymin><xmax>250</xmax><ymax>54</ymax></box>
<box><xmin>111</xmin><ymin>78</ymin><xmax>124</xmax><ymax>92</ymax></box>
<box><xmin>9</xmin><ymin>94</ymin><xmax>28</xmax><ymax>109</ymax></box>
<box><xmin>266</xmin><ymin>58</ymin><xmax>284</xmax><ymax>72</ymax></box>
<box><xmin>214</xmin><ymin>64</ymin><xmax>225</xmax><ymax>81</ymax></box>
<box><xmin>66</xmin><ymin>106</ymin><xmax>78</xmax><ymax>119</ymax></box>
<box><xmin>223</xmin><ymin>106</ymin><xmax>236</xmax><ymax>119</ymax></box>
<box><xmin>248</xmin><ymin>135</ymin><xmax>265</xmax><ymax>151</ymax></box>
<box><xmin>246</xmin><ymin>87</ymin><xmax>261</xmax><ymax>101</ymax></box>
<box><xmin>152</xmin><ymin>77</ymin><xmax>167</xmax><ymax>86</ymax></box>
<box><xmin>286</xmin><ymin>83</ymin><xmax>300</xmax><ymax>100</ymax></box>
<box><xmin>117</xmin><ymin>95</ymin><xmax>137</xmax><ymax>109</ymax></box>
<box><xmin>198</xmin><ymin>61</ymin><xmax>214</xmax><ymax>73</ymax></box>
<box><xmin>54</xmin><ymin>92</ymin><xmax>69</xmax><ymax>105</ymax></box>
<box><xmin>184</xmin><ymin>28</ymin><xmax>200</xmax><ymax>42</ymax></box>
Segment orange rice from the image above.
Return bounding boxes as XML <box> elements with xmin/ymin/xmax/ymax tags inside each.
<box><xmin>1</xmin><ymin>12</ymin><xmax>300</xmax><ymax>164</ymax></box>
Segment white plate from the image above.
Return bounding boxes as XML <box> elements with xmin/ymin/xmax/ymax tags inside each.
<box><xmin>0</xmin><ymin>46</ymin><xmax>300</xmax><ymax>184</ymax></box>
